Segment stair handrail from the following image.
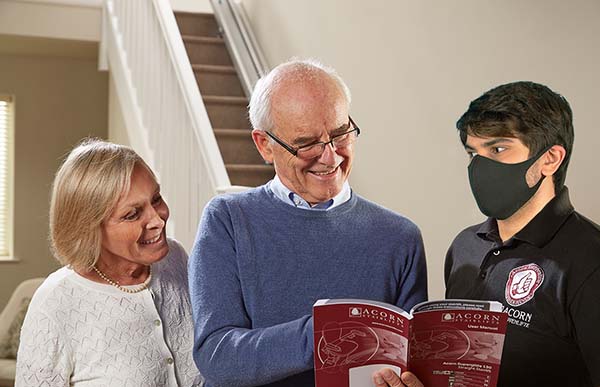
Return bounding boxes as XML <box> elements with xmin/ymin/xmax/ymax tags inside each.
<box><xmin>210</xmin><ymin>0</ymin><xmax>269</xmax><ymax>98</ymax></box>
<box><xmin>100</xmin><ymin>0</ymin><xmax>232</xmax><ymax>249</ymax></box>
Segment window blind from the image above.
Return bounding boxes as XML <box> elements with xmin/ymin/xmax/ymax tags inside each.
<box><xmin>0</xmin><ymin>95</ymin><xmax>13</xmax><ymax>257</ymax></box>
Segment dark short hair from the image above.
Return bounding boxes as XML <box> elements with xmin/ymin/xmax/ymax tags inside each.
<box><xmin>456</xmin><ymin>81</ymin><xmax>574</xmax><ymax>192</ymax></box>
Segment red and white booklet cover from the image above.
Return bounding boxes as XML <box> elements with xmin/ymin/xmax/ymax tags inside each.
<box><xmin>313</xmin><ymin>298</ymin><xmax>507</xmax><ymax>387</ymax></box>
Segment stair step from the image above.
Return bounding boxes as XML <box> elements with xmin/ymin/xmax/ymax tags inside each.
<box><xmin>183</xmin><ymin>35</ymin><xmax>223</xmax><ymax>44</ymax></box>
<box><xmin>193</xmin><ymin>64</ymin><xmax>244</xmax><ymax>96</ymax></box>
<box><xmin>174</xmin><ymin>11</ymin><xmax>267</xmax><ymax>187</ymax></box>
<box><xmin>214</xmin><ymin>129</ymin><xmax>263</xmax><ymax>164</ymax></box>
<box><xmin>182</xmin><ymin>35</ymin><xmax>232</xmax><ymax>66</ymax></box>
<box><xmin>204</xmin><ymin>95</ymin><xmax>247</xmax><ymax>104</ymax></box>
<box><xmin>226</xmin><ymin>164</ymin><xmax>275</xmax><ymax>187</ymax></box>
<box><xmin>204</xmin><ymin>95</ymin><xmax>250</xmax><ymax>129</ymax></box>
<box><xmin>193</xmin><ymin>64</ymin><xmax>236</xmax><ymax>74</ymax></box>
<box><xmin>175</xmin><ymin>12</ymin><xmax>220</xmax><ymax>37</ymax></box>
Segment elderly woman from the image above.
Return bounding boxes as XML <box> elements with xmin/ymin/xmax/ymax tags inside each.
<box><xmin>15</xmin><ymin>139</ymin><xmax>203</xmax><ymax>386</ymax></box>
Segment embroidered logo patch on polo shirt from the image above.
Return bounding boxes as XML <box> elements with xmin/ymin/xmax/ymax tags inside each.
<box><xmin>505</xmin><ymin>264</ymin><xmax>544</xmax><ymax>307</ymax></box>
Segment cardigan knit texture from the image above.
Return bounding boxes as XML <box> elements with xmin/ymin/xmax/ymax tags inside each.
<box><xmin>16</xmin><ymin>239</ymin><xmax>203</xmax><ymax>387</ymax></box>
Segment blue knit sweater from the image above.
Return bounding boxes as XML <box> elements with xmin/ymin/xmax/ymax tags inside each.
<box><xmin>189</xmin><ymin>184</ymin><xmax>428</xmax><ymax>387</ymax></box>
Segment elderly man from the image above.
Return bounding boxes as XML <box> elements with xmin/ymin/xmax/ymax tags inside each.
<box><xmin>189</xmin><ymin>59</ymin><xmax>428</xmax><ymax>387</ymax></box>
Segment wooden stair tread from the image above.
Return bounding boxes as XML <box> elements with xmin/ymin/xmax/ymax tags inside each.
<box><xmin>175</xmin><ymin>10</ymin><xmax>269</xmax><ymax>187</ymax></box>
<box><xmin>182</xmin><ymin>35</ymin><xmax>224</xmax><ymax>44</ymax></box>
<box><xmin>204</xmin><ymin>95</ymin><xmax>247</xmax><ymax>104</ymax></box>
<box><xmin>174</xmin><ymin>11</ymin><xmax>215</xmax><ymax>18</ymax></box>
<box><xmin>192</xmin><ymin>64</ymin><xmax>236</xmax><ymax>74</ymax></box>
<box><xmin>214</xmin><ymin>128</ymin><xmax>253</xmax><ymax>136</ymax></box>
<box><xmin>226</xmin><ymin>164</ymin><xmax>273</xmax><ymax>171</ymax></box>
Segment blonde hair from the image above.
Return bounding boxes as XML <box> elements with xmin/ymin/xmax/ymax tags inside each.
<box><xmin>49</xmin><ymin>139</ymin><xmax>152</xmax><ymax>271</ymax></box>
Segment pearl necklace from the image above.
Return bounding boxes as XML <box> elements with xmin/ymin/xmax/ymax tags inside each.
<box><xmin>93</xmin><ymin>265</ymin><xmax>152</xmax><ymax>294</ymax></box>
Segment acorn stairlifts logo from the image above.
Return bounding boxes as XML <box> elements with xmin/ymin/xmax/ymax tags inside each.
<box><xmin>348</xmin><ymin>306</ymin><xmax>405</xmax><ymax>328</ymax></box>
<box><xmin>505</xmin><ymin>264</ymin><xmax>544</xmax><ymax>307</ymax></box>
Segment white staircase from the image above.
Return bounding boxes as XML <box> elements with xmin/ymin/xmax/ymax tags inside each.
<box><xmin>101</xmin><ymin>0</ymin><xmax>235</xmax><ymax>250</ymax></box>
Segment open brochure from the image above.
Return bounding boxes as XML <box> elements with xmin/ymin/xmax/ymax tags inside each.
<box><xmin>313</xmin><ymin>298</ymin><xmax>508</xmax><ymax>387</ymax></box>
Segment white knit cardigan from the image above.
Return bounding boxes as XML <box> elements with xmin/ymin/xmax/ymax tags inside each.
<box><xmin>15</xmin><ymin>239</ymin><xmax>203</xmax><ymax>387</ymax></box>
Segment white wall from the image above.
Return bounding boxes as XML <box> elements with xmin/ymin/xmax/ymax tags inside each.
<box><xmin>0</xmin><ymin>0</ymin><xmax>211</xmax><ymax>46</ymax></box>
<box><xmin>170</xmin><ymin>0</ymin><xmax>212</xmax><ymax>13</ymax></box>
<box><xmin>0</xmin><ymin>0</ymin><xmax>101</xmax><ymax>41</ymax></box>
<box><xmin>240</xmin><ymin>0</ymin><xmax>600</xmax><ymax>299</ymax></box>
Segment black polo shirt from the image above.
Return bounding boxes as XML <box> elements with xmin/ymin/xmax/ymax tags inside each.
<box><xmin>445</xmin><ymin>187</ymin><xmax>600</xmax><ymax>387</ymax></box>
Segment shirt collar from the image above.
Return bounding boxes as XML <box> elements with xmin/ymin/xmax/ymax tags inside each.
<box><xmin>475</xmin><ymin>217</ymin><xmax>500</xmax><ymax>243</ymax></box>
<box><xmin>476</xmin><ymin>186</ymin><xmax>574</xmax><ymax>247</ymax></box>
<box><xmin>269</xmin><ymin>175</ymin><xmax>352</xmax><ymax>210</ymax></box>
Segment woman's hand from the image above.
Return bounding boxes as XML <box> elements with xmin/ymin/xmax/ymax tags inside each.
<box><xmin>373</xmin><ymin>368</ymin><xmax>424</xmax><ymax>387</ymax></box>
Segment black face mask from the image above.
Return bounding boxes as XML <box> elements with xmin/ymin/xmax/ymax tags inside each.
<box><xmin>468</xmin><ymin>147</ymin><xmax>550</xmax><ymax>220</ymax></box>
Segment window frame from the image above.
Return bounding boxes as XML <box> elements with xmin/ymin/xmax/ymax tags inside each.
<box><xmin>0</xmin><ymin>94</ymin><xmax>15</xmax><ymax>261</ymax></box>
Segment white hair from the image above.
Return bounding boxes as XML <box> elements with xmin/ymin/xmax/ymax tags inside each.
<box><xmin>248</xmin><ymin>58</ymin><xmax>352</xmax><ymax>132</ymax></box>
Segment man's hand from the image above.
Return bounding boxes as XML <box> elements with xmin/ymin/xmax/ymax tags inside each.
<box><xmin>373</xmin><ymin>368</ymin><xmax>424</xmax><ymax>387</ymax></box>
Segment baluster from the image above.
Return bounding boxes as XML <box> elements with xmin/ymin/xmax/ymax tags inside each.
<box><xmin>120</xmin><ymin>0</ymin><xmax>128</xmax><ymax>52</ymax></box>
<box><xmin>134</xmin><ymin>0</ymin><xmax>143</xmax><ymax>98</ymax></box>
<box><xmin>144</xmin><ymin>4</ymin><xmax>153</xmax><ymax>145</ymax></box>
<box><xmin>111</xmin><ymin>0</ymin><xmax>124</xmax><ymax>51</ymax></box>
<box><xmin>138</xmin><ymin>0</ymin><xmax>147</xmax><ymax>92</ymax></box>
<box><xmin>112</xmin><ymin>0</ymin><xmax>122</xmax><ymax>24</ymax></box>
<box><xmin>175</xmin><ymin>102</ymin><xmax>186</xmax><ymax>205</ymax></box>
<box><xmin>151</xmin><ymin>41</ymin><xmax>162</xmax><ymax>150</ymax></box>
<box><xmin>138</xmin><ymin>0</ymin><xmax>149</xmax><ymax>120</ymax></box>
<box><xmin>129</xmin><ymin>1</ymin><xmax>138</xmax><ymax>101</ymax></box>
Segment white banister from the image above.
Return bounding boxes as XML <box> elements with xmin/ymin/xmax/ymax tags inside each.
<box><xmin>101</xmin><ymin>0</ymin><xmax>233</xmax><ymax>250</ymax></box>
<box><xmin>210</xmin><ymin>0</ymin><xmax>268</xmax><ymax>98</ymax></box>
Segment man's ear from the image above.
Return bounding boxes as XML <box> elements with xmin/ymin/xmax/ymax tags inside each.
<box><xmin>251</xmin><ymin>129</ymin><xmax>274</xmax><ymax>164</ymax></box>
<box><xmin>541</xmin><ymin>145</ymin><xmax>566</xmax><ymax>177</ymax></box>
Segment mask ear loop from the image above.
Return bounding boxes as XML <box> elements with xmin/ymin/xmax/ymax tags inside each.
<box><xmin>533</xmin><ymin>144</ymin><xmax>556</xmax><ymax>159</ymax></box>
<box><xmin>529</xmin><ymin>144</ymin><xmax>556</xmax><ymax>186</ymax></box>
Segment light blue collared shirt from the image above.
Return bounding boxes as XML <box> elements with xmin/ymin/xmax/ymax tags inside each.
<box><xmin>269</xmin><ymin>175</ymin><xmax>352</xmax><ymax>210</ymax></box>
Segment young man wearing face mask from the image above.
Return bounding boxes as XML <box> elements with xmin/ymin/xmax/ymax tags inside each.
<box><xmin>444</xmin><ymin>81</ymin><xmax>600</xmax><ymax>386</ymax></box>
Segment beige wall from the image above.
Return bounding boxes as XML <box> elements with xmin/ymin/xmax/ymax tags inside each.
<box><xmin>241</xmin><ymin>0</ymin><xmax>600</xmax><ymax>299</ymax></box>
<box><xmin>0</xmin><ymin>50</ymin><xmax>108</xmax><ymax>310</ymax></box>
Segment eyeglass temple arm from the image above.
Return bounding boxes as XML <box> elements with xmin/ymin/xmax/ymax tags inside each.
<box><xmin>349</xmin><ymin>116</ymin><xmax>361</xmax><ymax>135</ymax></box>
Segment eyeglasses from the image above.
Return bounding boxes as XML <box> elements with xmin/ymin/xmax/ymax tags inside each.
<box><xmin>265</xmin><ymin>116</ymin><xmax>361</xmax><ymax>160</ymax></box>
